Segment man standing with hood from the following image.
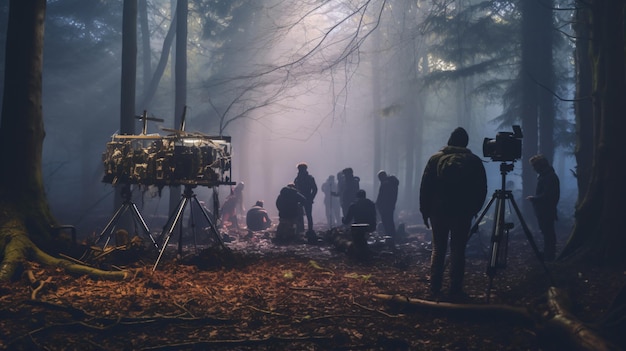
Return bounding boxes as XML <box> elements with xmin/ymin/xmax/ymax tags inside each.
<box><xmin>376</xmin><ymin>170</ymin><xmax>399</xmax><ymax>249</ymax></box>
<box><xmin>526</xmin><ymin>154</ymin><xmax>560</xmax><ymax>261</ymax></box>
<box><xmin>419</xmin><ymin>127</ymin><xmax>487</xmax><ymax>300</ymax></box>
<box><xmin>294</xmin><ymin>162</ymin><xmax>318</xmax><ymax>235</ymax></box>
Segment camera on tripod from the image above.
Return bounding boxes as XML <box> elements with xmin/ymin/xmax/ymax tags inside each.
<box><xmin>482</xmin><ymin>125</ymin><xmax>523</xmax><ymax>162</ymax></box>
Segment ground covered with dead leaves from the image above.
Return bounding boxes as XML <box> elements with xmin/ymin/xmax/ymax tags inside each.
<box><xmin>1</xmin><ymin>224</ymin><xmax>624</xmax><ymax>350</ymax></box>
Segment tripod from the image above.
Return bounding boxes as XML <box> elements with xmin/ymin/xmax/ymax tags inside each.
<box><xmin>93</xmin><ymin>183</ymin><xmax>159</xmax><ymax>251</ymax></box>
<box><xmin>470</xmin><ymin>162</ymin><xmax>552</xmax><ymax>302</ymax></box>
<box><xmin>153</xmin><ymin>184</ymin><xmax>227</xmax><ymax>270</ymax></box>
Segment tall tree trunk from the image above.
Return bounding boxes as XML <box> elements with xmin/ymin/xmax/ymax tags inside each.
<box><xmin>120</xmin><ymin>0</ymin><xmax>137</xmax><ymax>136</ymax></box>
<box><xmin>138</xmin><ymin>0</ymin><xmax>151</xmax><ymax>106</ymax></box>
<box><xmin>537</xmin><ymin>0</ymin><xmax>555</xmax><ymax>162</ymax></box>
<box><xmin>372</xmin><ymin>24</ymin><xmax>382</xmax><ymax>183</ymax></box>
<box><xmin>563</xmin><ymin>0</ymin><xmax>626</xmax><ymax>264</ymax></box>
<box><xmin>0</xmin><ymin>0</ymin><xmax>127</xmax><ymax>282</ymax></box>
<box><xmin>139</xmin><ymin>12</ymin><xmax>176</xmax><ymax>110</ymax></box>
<box><xmin>0</xmin><ymin>0</ymin><xmax>53</xmax><ymax>240</ymax></box>
<box><xmin>519</xmin><ymin>0</ymin><xmax>542</xmax><ymax>214</ymax></box>
<box><xmin>169</xmin><ymin>0</ymin><xmax>188</xmax><ymax>213</ymax></box>
<box><xmin>573</xmin><ymin>3</ymin><xmax>593</xmax><ymax>207</ymax></box>
<box><xmin>115</xmin><ymin>0</ymin><xmax>138</xmax><ymax>212</ymax></box>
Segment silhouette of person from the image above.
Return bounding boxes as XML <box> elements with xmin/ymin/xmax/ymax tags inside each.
<box><xmin>337</xmin><ymin>167</ymin><xmax>360</xmax><ymax>221</ymax></box>
<box><xmin>342</xmin><ymin>189</ymin><xmax>377</xmax><ymax>231</ymax></box>
<box><xmin>333</xmin><ymin>171</ymin><xmax>345</xmax><ymax>217</ymax></box>
<box><xmin>526</xmin><ymin>154</ymin><xmax>560</xmax><ymax>261</ymax></box>
<box><xmin>376</xmin><ymin>170</ymin><xmax>399</xmax><ymax>248</ymax></box>
<box><xmin>221</xmin><ymin>182</ymin><xmax>245</xmax><ymax>229</ymax></box>
<box><xmin>342</xmin><ymin>189</ymin><xmax>377</xmax><ymax>257</ymax></box>
<box><xmin>419</xmin><ymin>127</ymin><xmax>487</xmax><ymax>299</ymax></box>
<box><xmin>321</xmin><ymin>175</ymin><xmax>341</xmax><ymax>228</ymax></box>
<box><xmin>294</xmin><ymin>163</ymin><xmax>317</xmax><ymax>234</ymax></box>
<box><xmin>246</xmin><ymin>200</ymin><xmax>272</xmax><ymax>232</ymax></box>
<box><xmin>275</xmin><ymin>183</ymin><xmax>307</xmax><ymax>243</ymax></box>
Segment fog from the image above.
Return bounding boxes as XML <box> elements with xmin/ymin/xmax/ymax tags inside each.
<box><xmin>0</xmin><ymin>1</ymin><xmax>578</xmax><ymax>237</ymax></box>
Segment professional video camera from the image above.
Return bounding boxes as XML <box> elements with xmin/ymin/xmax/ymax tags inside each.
<box><xmin>482</xmin><ymin>125</ymin><xmax>523</xmax><ymax>162</ymax></box>
<box><xmin>102</xmin><ymin>133</ymin><xmax>233</xmax><ymax>188</ymax></box>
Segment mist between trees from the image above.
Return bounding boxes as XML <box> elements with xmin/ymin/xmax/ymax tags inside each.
<box><xmin>0</xmin><ymin>0</ymin><xmax>578</xmax><ymax>236</ymax></box>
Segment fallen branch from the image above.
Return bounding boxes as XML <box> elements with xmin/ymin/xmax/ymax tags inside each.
<box><xmin>140</xmin><ymin>335</ymin><xmax>335</xmax><ymax>350</ymax></box>
<box><xmin>542</xmin><ymin>287</ymin><xmax>620</xmax><ymax>351</ymax></box>
<box><xmin>373</xmin><ymin>293</ymin><xmax>535</xmax><ymax>325</ymax></box>
<box><xmin>375</xmin><ymin>288</ymin><xmax>623</xmax><ymax>351</ymax></box>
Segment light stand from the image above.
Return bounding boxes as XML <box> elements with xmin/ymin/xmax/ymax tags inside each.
<box><xmin>470</xmin><ymin>162</ymin><xmax>552</xmax><ymax>302</ymax></box>
<box><xmin>153</xmin><ymin>184</ymin><xmax>228</xmax><ymax>270</ymax></box>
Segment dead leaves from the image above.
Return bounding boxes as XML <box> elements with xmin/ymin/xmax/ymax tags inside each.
<box><xmin>1</xmin><ymin>235</ymin><xmax>624</xmax><ymax>350</ymax></box>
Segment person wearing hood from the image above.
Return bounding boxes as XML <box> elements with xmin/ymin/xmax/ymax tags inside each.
<box><xmin>294</xmin><ymin>162</ymin><xmax>317</xmax><ymax>234</ymax></box>
<box><xmin>419</xmin><ymin>127</ymin><xmax>487</xmax><ymax>300</ymax></box>
<box><xmin>526</xmin><ymin>154</ymin><xmax>560</xmax><ymax>261</ymax></box>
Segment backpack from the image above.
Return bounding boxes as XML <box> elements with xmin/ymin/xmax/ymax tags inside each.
<box><xmin>436</xmin><ymin>151</ymin><xmax>473</xmax><ymax>211</ymax></box>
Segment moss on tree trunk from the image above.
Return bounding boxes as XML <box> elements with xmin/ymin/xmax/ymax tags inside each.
<box><xmin>0</xmin><ymin>1</ymin><xmax>127</xmax><ymax>283</ymax></box>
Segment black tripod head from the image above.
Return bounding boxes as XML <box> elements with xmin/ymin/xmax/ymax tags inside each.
<box><xmin>498</xmin><ymin>162</ymin><xmax>516</xmax><ymax>192</ymax></box>
<box><xmin>499</xmin><ymin>162</ymin><xmax>515</xmax><ymax>174</ymax></box>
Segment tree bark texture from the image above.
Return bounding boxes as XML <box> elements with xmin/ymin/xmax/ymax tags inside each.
<box><xmin>0</xmin><ymin>0</ymin><xmax>130</xmax><ymax>282</ymax></box>
<box><xmin>0</xmin><ymin>0</ymin><xmax>55</xmax><ymax>241</ymax></box>
<box><xmin>564</xmin><ymin>0</ymin><xmax>626</xmax><ymax>264</ymax></box>
<box><xmin>573</xmin><ymin>3</ymin><xmax>593</xmax><ymax>208</ymax></box>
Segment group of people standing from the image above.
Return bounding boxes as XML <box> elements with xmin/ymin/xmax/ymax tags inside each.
<box><xmin>274</xmin><ymin>164</ymin><xmax>400</xmax><ymax>246</ymax></box>
<box><xmin>219</xmin><ymin>126</ymin><xmax>560</xmax><ymax>301</ymax></box>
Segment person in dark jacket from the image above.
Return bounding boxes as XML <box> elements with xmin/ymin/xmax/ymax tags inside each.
<box><xmin>246</xmin><ymin>200</ymin><xmax>272</xmax><ymax>232</ymax></box>
<box><xmin>276</xmin><ymin>184</ymin><xmax>305</xmax><ymax>221</ymax></box>
<box><xmin>419</xmin><ymin>127</ymin><xmax>487</xmax><ymax>299</ymax></box>
<box><xmin>526</xmin><ymin>154</ymin><xmax>560</xmax><ymax>261</ymax></box>
<box><xmin>343</xmin><ymin>189</ymin><xmax>377</xmax><ymax>231</ymax></box>
<box><xmin>294</xmin><ymin>163</ymin><xmax>317</xmax><ymax>234</ymax></box>
<box><xmin>337</xmin><ymin>167</ymin><xmax>360</xmax><ymax>220</ymax></box>
<box><xmin>275</xmin><ymin>184</ymin><xmax>306</xmax><ymax>243</ymax></box>
<box><xmin>376</xmin><ymin>170</ymin><xmax>399</xmax><ymax>248</ymax></box>
<box><xmin>343</xmin><ymin>189</ymin><xmax>377</xmax><ymax>256</ymax></box>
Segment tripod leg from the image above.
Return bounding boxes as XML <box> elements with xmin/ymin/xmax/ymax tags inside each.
<box><xmin>129</xmin><ymin>203</ymin><xmax>159</xmax><ymax>250</ymax></box>
<box><xmin>95</xmin><ymin>203</ymin><xmax>130</xmax><ymax>247</ymax></box>
<box><xmin>508</xmin><ymin>196</ymin><xmax>553</xmax><ymax>284</ymax></box>
<box><xmin>188</xmin><ymin>199</ymin><xmax>199</xmax><ymax>252</ymax></box>
<box><xmin>153</xmin><ymin>196</ymin><xmax>189</xmax><ymax>270</ymax></box>
<box><xmin>471</xmin><ymin>192</ymin><xmax>497</xmax><ymax>235</ymax></box>
<box><xmin>192</xmin><ymin>195</ymin><xmax>227</xmax><ymax>250</ymax></box>
<box><xmin>485</xmin><ymin>191</ymin><xmax>508</xmax><ymax>302</ymax></box>
<box><xmin>488</xmin><ymin>193</ymin><xmax>507</xmax><ymax>277</ymax></box>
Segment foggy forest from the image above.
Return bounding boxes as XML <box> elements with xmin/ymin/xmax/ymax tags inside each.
<box><xmin>1</xmin><ymin>0</ymin><xmax>626</xmax><ymax>350</ymax></box>
<box><xmin>3</xmin><ymin>0</ymin><xmax>582</xmax><ymax>228</ymax></box>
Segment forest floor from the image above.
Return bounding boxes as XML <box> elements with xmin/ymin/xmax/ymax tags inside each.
<box><xmin>0</xmin><ymin>220</ymin><xmax>624</xmax><ymax>351</ymax></box>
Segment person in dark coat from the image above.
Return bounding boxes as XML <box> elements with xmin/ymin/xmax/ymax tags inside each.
<box><xmin>376</xmin><ymin>170</ymin><xmax>399</xmax><ymax>248</ymax></box>
<box><xmin>246</xmin><ymin>200</ymin><xmax>272</xmax><ymax>232</ymax></box>
<box><xmin>419</xmin><ymin>127</ymin><xmax>487</xmax><ymax>299</ymax></box>
<box><xmin>337</xmin><ymin>167</ymin><xmax>360</xmax><ymax>220</ymax></box>
<box><xmin>343</xmin><ymin>189</ymin><xmax>377</xmax><ymax>255</ymax></box>
<box><xmin>343</xmin><ymin>189</ymin><xmax>377</xmax><ymax>231</ymax></box>
<box><xmin>526</xmin><ymin>154</ymin><xmax>560</xmax><ymax>261</ymax></box>
<box><xmin>276</xmin><ymin>184</ymin><xmax>305</xmax><ymax>220</ymax></box>
<box><xmin>275</xmin><ymin>183</ymin><xmax>306</xmax><ymax>243</ymax></box>
<box><xmin>294</xmin><ymin>163</ymin><xmax>317</xmax><ymax>234</ymax></box>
